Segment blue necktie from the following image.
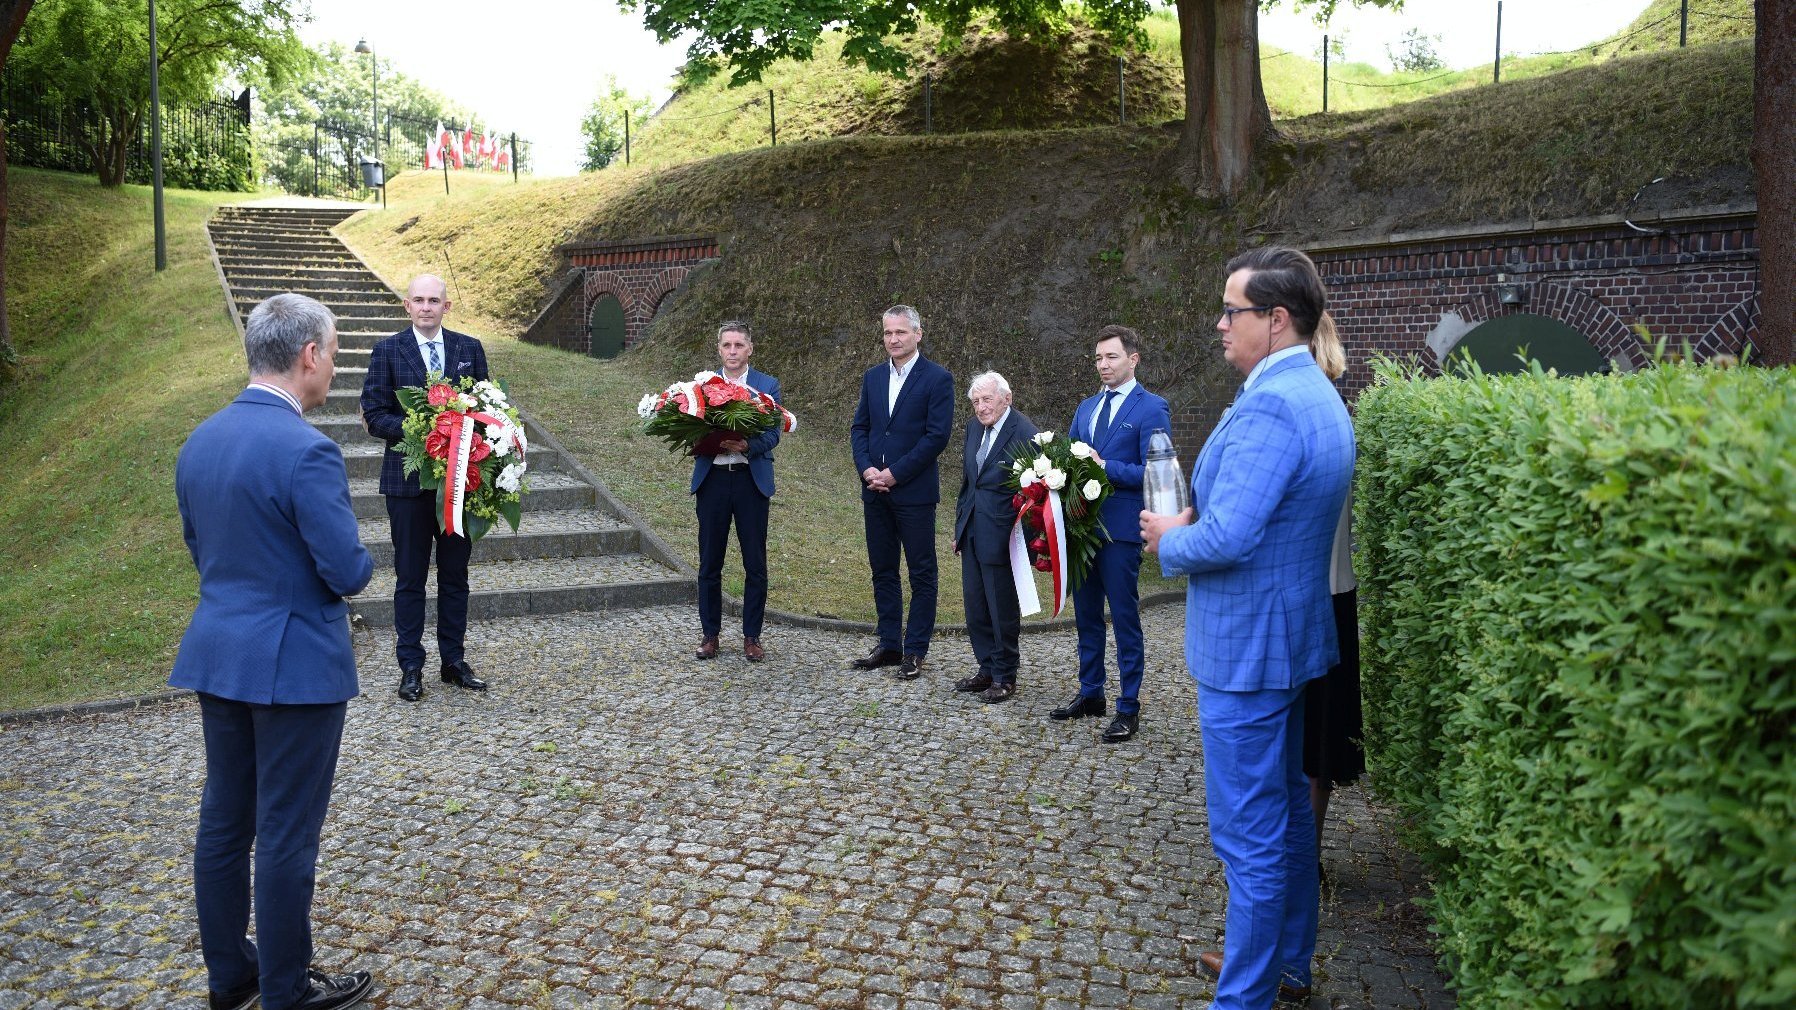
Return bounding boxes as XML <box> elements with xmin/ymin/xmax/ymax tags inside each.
<box><xmin>426</xmin><ymin>341</ymin><xmax>442</xmax><ymax>374</ymax></box>
<box><xmin>1092</xmin><ymin>389</ymin><xmax>1118</xmax><ymax>446</ymax></box>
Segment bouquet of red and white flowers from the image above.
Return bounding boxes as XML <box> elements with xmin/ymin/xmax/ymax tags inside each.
<box><xmin>1003</xmin><ymin>431</ymin><xmax>1112</xmax><ymax>616</ymax></box>
<box><xmin>397</xmin><ymin>376</ymin><xmax>527</xmax><ymax>542</ymax></box>
<box><xmin>636</xmin><ymin>371</ymin><xmax>797</xmax><ymax>455</ymax></box>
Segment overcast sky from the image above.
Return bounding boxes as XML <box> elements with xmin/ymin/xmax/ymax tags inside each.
<box><xmin>296</xmin><ymin>1</ymin><xmax>1652</xmax><ymax>176</ymax></box>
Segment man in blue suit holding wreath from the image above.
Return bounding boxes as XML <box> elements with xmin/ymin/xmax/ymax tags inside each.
<box><xmin>1053</xmin><ymin>324</ymin><xmax>1172</xmax><ymax>743</ymax></box>
<box><xmin>1143</xmin><ymin>247</ymin><xmax>1355</xmax><ymax>1010</ymax></box>
<box><xmin>691</xmin><ymin>321</ymin><xmax>782</xmax><ymax>662</ymax></box>
<box><xmin>172</xmin><ymin>293</ymin><xmax>377</xmax><ymax>1010</ymax></box>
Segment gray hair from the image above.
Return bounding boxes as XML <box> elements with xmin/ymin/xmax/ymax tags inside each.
<box><xmin>245</xmin><ymin>293</ymin><xmax>335</xmax><ymax>376</ymax></box>
<box><xmin>717</xmin><ymin>320</ymin><xmax>752</xmax><ymax>341</ymax></box>
<box><xmin>882</xmin><ymin>304</ymin><xmax>922</xmax><ymax>333</ymax></box>
<box><xmin>967</xmin><ymin>371</ymin><xmax>1011</xmax><ymax>399</ymax></box>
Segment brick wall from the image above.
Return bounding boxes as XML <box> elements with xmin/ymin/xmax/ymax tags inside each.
<box><xmin>522</xmin><ymin>235</ymin><xmax>720</xmax><ymax>354</ymax></box>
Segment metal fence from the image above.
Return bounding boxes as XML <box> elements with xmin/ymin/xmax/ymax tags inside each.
<box><xmin>0</xmin><ymin>76</ymin><xmax>253</xmax><ymax>191</ymax></box>
<box><xmin>261</xmin><ymin>111</ymin><xmax>533</xmax><ymax>197</ymax></box>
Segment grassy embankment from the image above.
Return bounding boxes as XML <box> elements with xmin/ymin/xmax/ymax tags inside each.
<box><xmin>0</xmin><ymin>169</ymin><xmax>245</xmax><ymax>710</ymax></box>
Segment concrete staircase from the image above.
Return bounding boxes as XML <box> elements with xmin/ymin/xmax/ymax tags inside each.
<box><xmin>205</xmin><ymin>204</ymin><xmax>695</xmax><ymax>627</ymax></box>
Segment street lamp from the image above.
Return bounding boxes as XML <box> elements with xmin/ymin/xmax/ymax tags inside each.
<box><xmin>353</xmin><ymin>37</ymin><xmax>384</xmax><ymax>207</ymax></box>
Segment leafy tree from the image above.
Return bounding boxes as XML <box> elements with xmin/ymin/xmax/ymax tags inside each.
<box><xmin>580</xmin><ymin>76</ymin><xmax>653</xmax><ymax>170</ymax></box>
<box><xmin>1386</xmin><ymin>27</ymin><xmax>1442</xmax><ymax>72</ymax></box>
<box><xmin>1314</xmin><ymin>28</ymin><xmax>1348</xmax><ymax>63</ymax></box>
<box><xmin>618</xmin><ymin>0</ymin><xmax>1399</xmax><ymax>195</ymax></box>
<box><xmin>10</xmin><ymin>0</ymin><xmax>307</xmax><ymax>187</ymax></box>
<box><xmin>0</xmin><ymin>0</ymin><xmax>33</xmax><ymax>381</ymax></box>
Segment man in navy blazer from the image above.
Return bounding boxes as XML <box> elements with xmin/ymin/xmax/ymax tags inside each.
<box><xmin>360</xmin><ymin>275</ymin><xmax>491</xmax><ymax>703</ymax></box>
<box><xmin>171</xmin><ymin>294</ymin><xmax>377</xmax><ymax>1010</ymax></box>
<box><xmin>691</xmin><ymin>321</ymin><xmax>781</xmax><ymax>662</ymax></box>
<box><xmin>1054</xmin><ymin>325</ymin><xmax>1172</xmax><ymax>743</ymax></box>
<box><xmin>951</xmin><ymin>372</ymin><xmax>1037</xmax><ymax>703</ymax></box>
<box><xmin>849</xmin><ymin>304</ymin><xmax>955</xmax><ymax>679</ymax></box>
<box><xmin>1143</xmin><ymin>247</ymin><xmax>1355</xmax><ymax>1010</ymax></box>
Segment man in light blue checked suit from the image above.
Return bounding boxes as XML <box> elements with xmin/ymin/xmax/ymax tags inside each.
<box><xmin>1143</xmin><ymin>247</ymin><xmax>1355</xmax><ymax>1010</ymax></box>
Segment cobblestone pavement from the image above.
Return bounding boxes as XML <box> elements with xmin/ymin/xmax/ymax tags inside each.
<box><xmin>1</xmin><ymin>605</ymin><xmax>1455</xmax><ymax>1009</ymax></box>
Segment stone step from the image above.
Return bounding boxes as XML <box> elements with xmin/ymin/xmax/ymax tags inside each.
<box><xmin>218</xmin><ymin>255</ymin><xmax>362</xmax><ymax>271</ymax></box>
<box><xmin>332</xmin><ymin>367</ymin><xmax>367</xmax><ymax>390</ymax></box>
<box><xmin>212</xmin><ymin>238</ymin><xmax>358</xmax><ymax>256</ymax></box>
<box><xmin>334</xmin><ymin>330</ymin><xmax>403</xmax><ymax>350</ymax></box>
<box><xmin>214</xmin><ymin>206</ymin><xmax>358</xmax><ymax>221</ymax></box>
<box><xmin>234</xmin><ymin>286</ymin><xmax>395</xmax><ymax>304</ymax></box>
<box><xmin>353</xmin><ymin>508</ymin><xmax>637</xmax><ymax>564</ymax></box>
<box><xmin>347</xmin><ymin>471</ymin><xmax>594</xmax><ymax>518</ymax></box>
<box><xmin>348</xmin><ymin>553</ymin><xmax>693</xmax><ymax>626</ymax></box>
<box><xmin>222</xmin><ymin>266</ymin><xmax>383</xmax><ymax>285</ymax></box>
<box><xmin>337</xmin><ymin>441</ymin><xmax>566</xmax><ymax>480</ymax></box>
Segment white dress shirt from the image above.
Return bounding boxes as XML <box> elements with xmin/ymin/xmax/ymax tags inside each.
<box><xmin>887</xmin><ymin>352</ymin><xmax>918</xmax><ymax>413</ymax></box>
<box><xmin>1087</xmin><ymin>377</ymin><xmax>1138</xmax><ymax>443</ymax></box>
<box><xmin>413</xmin><ymin>327</ymin><xmax>445</xmax><ymax>374</ymax></box>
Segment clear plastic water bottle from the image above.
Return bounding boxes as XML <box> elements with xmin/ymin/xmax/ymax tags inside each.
<box><xmin>1143</xmin><ymin>428</ymin><xmax>1190</xmax><ymax>516</ymax></box>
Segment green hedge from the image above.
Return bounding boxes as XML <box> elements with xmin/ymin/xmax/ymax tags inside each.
<box><xmin>1355</xmin><ymin>360</ymin><xmax>1795</xmax><ymax>1009</ymax></box>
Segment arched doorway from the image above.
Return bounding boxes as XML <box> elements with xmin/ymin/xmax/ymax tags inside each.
<box><xmin>1449</xmin><ymin>313</ymin><xmax>1610</xmax><ymax>376</ymax></box>
<box><xmin>589</xmin><ymin>294</ymin><xmax>626</xmax><ymax>359</ymax></box>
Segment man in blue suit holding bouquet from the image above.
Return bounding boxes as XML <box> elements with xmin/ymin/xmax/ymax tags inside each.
<box><xmin>849</xmin><ymin>304</ymin><xmax>955</xmax><ymax>680</ymax></box>
<box><xmin>691</xmin><ymin>321</ymin><xmax>781</xmax><ymax>662</ymax></box>
<box><xmin>172</xmin><ymin>293</ymin><xmax>377</xmax><ymax>1010</ymax></box>
<box><xmin>360</xmin><ymin>274</ymin><xmax>490</xmax><ymax>703</ymax></box>
<box><xmin>1054</xmin><ymin>325</ymin><xmax>1172</xmax><ymax>743</ymax></box>
<box><xmin>1142</xmin><ymin>247</ymin><xmax>1355</xmax><ymax>1010</ymax></box>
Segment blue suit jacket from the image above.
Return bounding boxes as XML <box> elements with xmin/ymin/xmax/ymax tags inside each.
<box><xmin>1158</xmin><ymin>350</ymin><xmax>1355</xmax><ymax>692</ymax></box>
<box><xmin>360</xmin><ymin>327</ymin><xmax>490</xmax><ymax>497</ymax></box>
<box><xmin>850</xmin><ymin>354</ymin><xmax>955</xmax><ymax>505</ymax></box>
<box><xmin>954</xmin><ymin>409</ymin><xmax>1039</xmax><ymax>566</ymax></box>
<box><xmin>1070</xmin><ymin>384</ymin><xmax>1173</xmax><ymax>544</ymax></box>
<box><xmin>689</xmin><ymin>368</ymin><xmax>781</xmax><ymax>498</ymax></box>
<box><xmin>170</xmin><ymin>387</ymin><xmax>374</xmax><ymax>704</ymax></box>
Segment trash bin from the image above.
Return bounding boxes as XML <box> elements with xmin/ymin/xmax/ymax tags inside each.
<box><xmin>359</xmin><ymin>157</ymin><xmax>385</xmax><ymax>190</ymax></box>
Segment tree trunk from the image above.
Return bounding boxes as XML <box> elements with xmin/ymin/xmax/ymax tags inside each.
<box><xmin>1756</xmin><ymin>0</ymin><xmax>1794</xmax><ymax>366</ymax></box>
<box><xmin>1175</xmin><ymin>0</ymin><xmax>1272</xmax><ymax>197</ymax></box>
<box><xmin>94</xmin><ymin>103</ymin><xmax>136</xmax><ymax>188</ymax></box>
<box><xmin>0</xmin><ymin>0</ymin><xmax>35</xmax><ymax>380</ymax></box>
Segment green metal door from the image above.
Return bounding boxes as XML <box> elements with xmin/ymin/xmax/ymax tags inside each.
<box><xmin>1451</xmin><ymin>313</ymin><xmax>1610</xmax><ymax>376</ymax></box>
<box><xmin>589</xmin><ymin>294</ymin><xmax>626</xmax><ymax>359</ymax></box>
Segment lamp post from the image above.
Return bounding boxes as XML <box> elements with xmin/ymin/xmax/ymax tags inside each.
<box><xmin>353</xmin><ymin>37</ymin><xmax>384</xmax><ymax>208</ymax></box>
<box><xmin>149</xmin><ymin>0</ymin><xmax>166</xmax><ymax>271</ymax></box>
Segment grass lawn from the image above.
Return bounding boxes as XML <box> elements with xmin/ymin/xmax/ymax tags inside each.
<box><xmin>0</xmin><ymin>168</ymin><xmax>247</xmax><ymax>710</ymax></box>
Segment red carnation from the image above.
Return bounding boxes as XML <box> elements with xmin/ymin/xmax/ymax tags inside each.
<box><xmin>425</xmin><ymin>431</ymin><xmax>451</xmax><ymax>459</ymax></box>
<box><xmin>702</xmin><ymin>382</ymin><xmax>735</xmax><ymax>408</ymax></box>
<box><xmin>1033</xmin><ymin>557</ymin><xmax>1052</xmax><ymax>572</ymax></box>
<box><xmin>427</xmin><ymin>383</ymin><xmax>454</xmax><ymax>406</ymax></box>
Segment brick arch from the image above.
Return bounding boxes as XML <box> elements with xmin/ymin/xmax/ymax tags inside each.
<box><xmin>1695</xmin><ymin>294</ymin><xmax>1758</xmax><ymax>360</ymax></box>
<box><xmin>641</xmin><ymin>265</ymin><xmax>690</xmax><ymax>320</ymax></box>
<box><xmin>1439</xmin><ymin>282</ymin><xmax>1642</xmax><ymax>372</ymax></box>
<box><xmin>582</xmin><ymin>270</ymin><xmax>634</xmax><ymax>323</ymax></box>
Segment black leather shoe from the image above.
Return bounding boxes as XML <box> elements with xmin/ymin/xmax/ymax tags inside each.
<box><xmin>1198</xmin><ymin>950</ymin><xmax>1311</xmax><ymax>1004</ymax></box>
<box><xmin>891</xmin><ymin>654</ymin><xmax>924</xmax><ymax>680</ymax></box>
<box><xmin>1102</xmin><ymin>713</ymin><xmax>1139</xmax><ymax>742</ymax></box>
<box><xmin>289</xmin><ymin>968</ymin><xmax>373</xmax><ymax>1010</ymax></box>
<box><xmin>850</xmin><ymin>646</ymin><xmax>903</xmax><ymax>669</ymax></box>
<box><xmin>208</xmin><ymin>979</ymin><xmax>258</xmax><ymax>1010</ymax></box>
<box><xmin>440</xmin><ymin>659</ymin><xmax>487</xmax><ymax>691</ymax></box>
<box><xmin>396</xmin><ymin>667</ymin><xmax>423</xmax><ymax>702</ymax></box>
<box><xmin>979</xmin><ymin>681</ymin><xmax>1017</xmax><ymax>704</ymax></box>
<box><xmin>953</xmin><ymin>672</ymin><xmax>993</xmax><ymax>694</ymax></box>
<box><xmin>1048</xmin><ymin>693</ymin><xmax>1106</xmax><ymax>721</ymax></box>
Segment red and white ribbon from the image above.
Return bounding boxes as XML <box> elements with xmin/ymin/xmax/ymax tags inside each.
<box><xmin>441</xmin><ymin>410</ymin><xmax>522</xmax><ymax>538</ymax></box>
<box><xmin>1010</xmin><ymin>484</ymin><xmax>1069</xmax><ymax>618</ymax></box>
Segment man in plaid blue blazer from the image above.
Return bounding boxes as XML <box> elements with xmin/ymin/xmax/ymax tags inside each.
<box><xmin>1143</xmin><ymin>247</ymin><xmax>1355</xmax><ymax>1010</ymax></box>
<box><xmin>360</xmin><ymin>275</ymin><xmax>490</xmax><ymax>703</ymax></box>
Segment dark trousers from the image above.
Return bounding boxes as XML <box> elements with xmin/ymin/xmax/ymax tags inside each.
<box><xmin>696</xmin><ymin>467</ymin><xmax>770</xmax><ymax>638</ymax></box>
<box><xmin>863</xmin><ymin>497</ymin><xmax>938</xmax><ymax>655</ymax></box>
<box><xmin>193</xmin><ymin>694</ymin><xmax>346</xmax><ymax>1010</ymax></box>
<box><xmin>960</xmin><ymin>527</ymin><xmax>1021</xmax><ymax>683</ymax></box>
<box><xmin>386</xmin><ymin>493</ymin><xmax>472</xmax><ymax>670</ymax></box>
<box><xmin>1072</xmin><ymin>540</ymin><xmax>1146</xmax><ymax>716</ymax></box>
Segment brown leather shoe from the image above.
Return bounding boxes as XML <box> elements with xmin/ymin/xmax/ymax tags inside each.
<box><xmin>1197</xmin><ymin>950</ymin><xmax>1313</xmax><ymax>1004</ymax></box>
<box><xmin>743</xmin><ymin>637</ymin><xmax>764</xmax><ymax>662</ymax></box>
<box><xmin>850</xmin><ymin>646</ymin><xmax>902</xmax><ymax>669</ymax></box>
<box><xmin>695</xmin><ymin>635</ymin><xmax>719</xmax><ymax>660</ymax></box>
<box><xmin>979</xmin><ymin>681</ymin><xmax>1016</xmax><ymax>704</ymax></box>
<box><xmin>953</xmin><ymin>672</ymin><xmax>993</xmax><ymax>693</ymax></box>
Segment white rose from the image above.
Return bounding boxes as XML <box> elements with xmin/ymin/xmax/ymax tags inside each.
<box><xmin>1070</xmin><ymin>441</ymin><xmax>1092</xmax><ymax>459</ymax></box>
<box><xmin>1019</xmin><ymin>471</ymin><xmax>1038</xmax><ymax>487</ymax></box>
<box><xmin>1032</xmin><ymin>456</ymin><xmax>1051</xmax><ymax>476</ymax></box>
<box><xmin>1011</xmin><ymin>459</ymin><xmax>1025</xmax><ymax>473</ymax></box>
<box><xmin>1033</xmin><ymin>431</ymin><xmax>1054</xmax><ymax>445</ymax></box>
<box><xmin>1082</xmin><ymin>479</ymin><xmax>1101</xmax><ymax>500</ymax></box>
<box><xmin>1044</xmin><ymin>469</ymin><xmax>1067</xmax><ymax>491</ymax></box>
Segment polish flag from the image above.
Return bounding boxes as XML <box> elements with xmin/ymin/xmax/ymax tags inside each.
<box><xmin>462</xmin><ymin>127</ymin><xmax>479</xmax><ymax>165</ymax></box>
<box><xmin>424</xmin><ymin>121</ymin><xmax>445</xmax><ymax>169</ymax></box>
<box><xmin>480</xmin><ymin>131</ymin><xmax>497</xmax><ymax>163</ymax></box>
<box><xmin>443</xmin><ymin>126</ymin><xmax>464</xmax><ymax>169</ymax></box>
<box><xmin>492</xmin><ymin>137</ymin><xmax>511</xmax><ymax>172</ymax></box>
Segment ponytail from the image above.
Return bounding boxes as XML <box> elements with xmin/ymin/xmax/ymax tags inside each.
<box><xmin>1311</xmin><ymin>312</ymin><xmax>1346</xmax><ymax>381</ymax></box>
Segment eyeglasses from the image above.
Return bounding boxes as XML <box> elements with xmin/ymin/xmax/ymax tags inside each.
<box><xmin>1218</xmin><ymin>305</ymin><xmax>1274</xmax><ymax>324</ymax></box>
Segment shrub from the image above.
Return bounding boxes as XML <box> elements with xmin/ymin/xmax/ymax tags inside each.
<box><xmin>1355</xmin><ymin>360</ymin><xmax>1795</xmax><ymax>1009</ymax></box>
